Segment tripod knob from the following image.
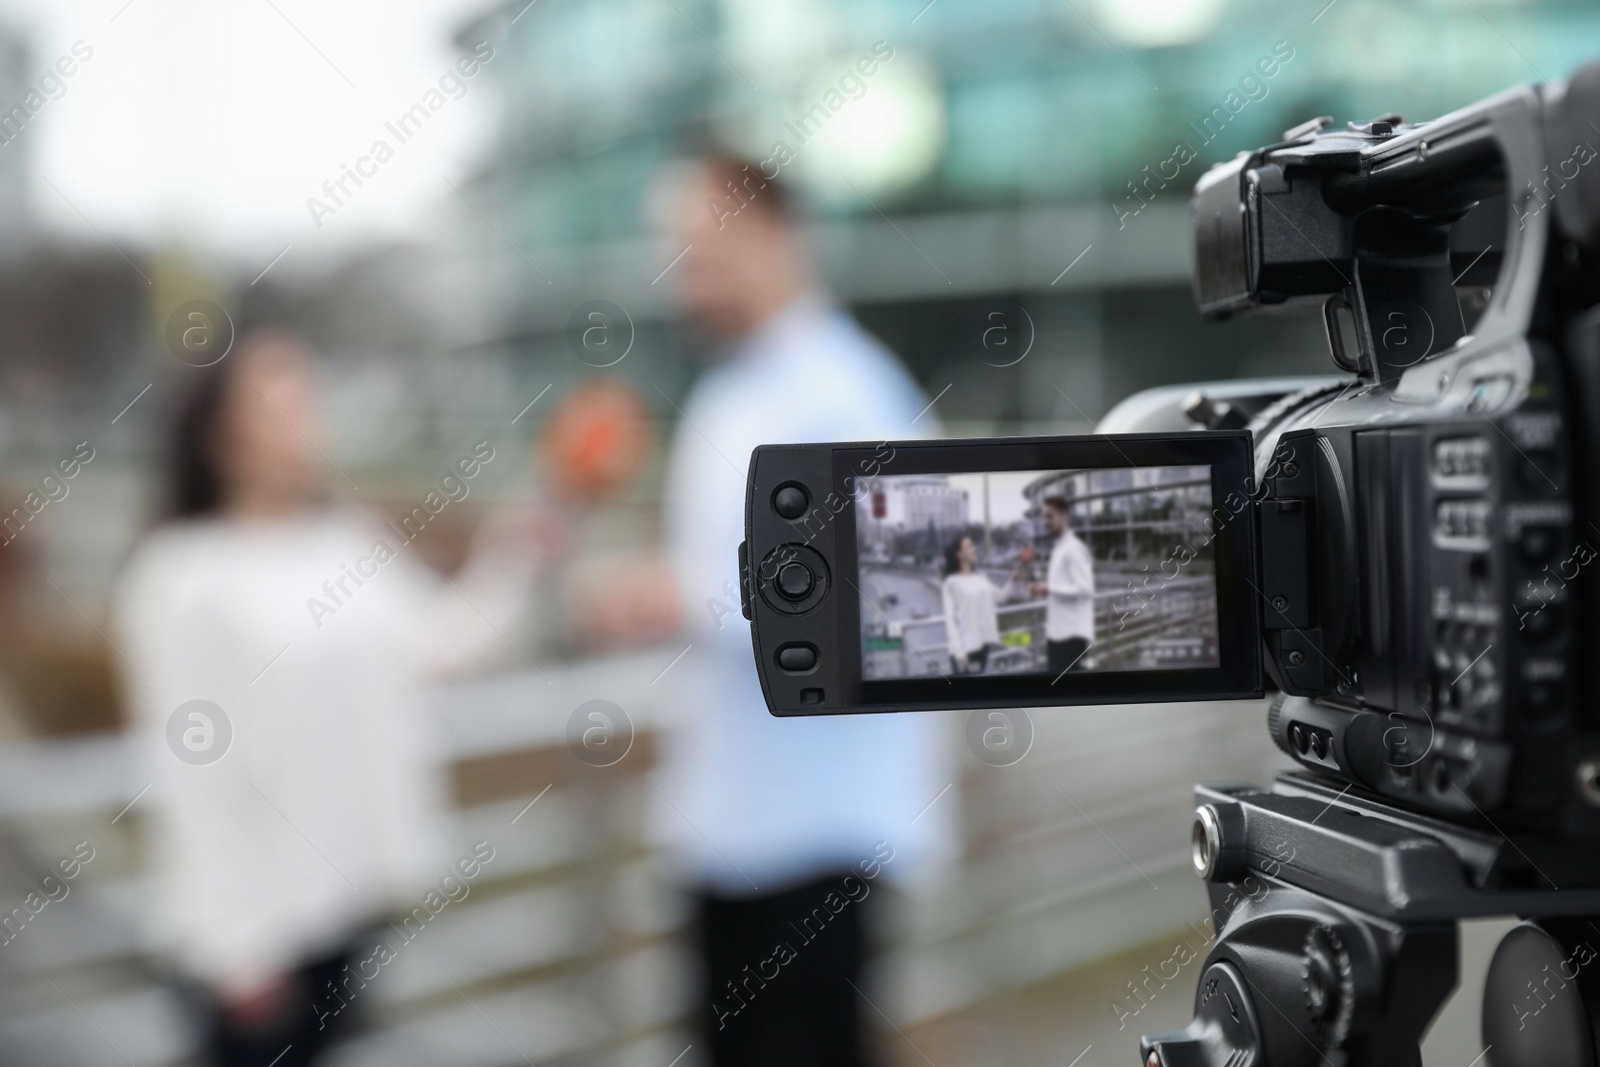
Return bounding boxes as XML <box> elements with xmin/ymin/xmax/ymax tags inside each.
<box><xmin>1141</xmin><ymin>961</ymin><xmax>1262</xmax><ymax>1067</ymax></box>
<box><xmin>1303</xmin><ymin>925</ymin><xmax>1355</xmax><ymax>1048</ymax></box>
<box><xmin>1191</xmin><ymin>803</ymin><xmax>1248</xmax><ymax>882</ymax></box>
<box><xmin>1483</xmin><ymin>920</ymin><xmax>1600</xmax><ymax>1067</ymax></box>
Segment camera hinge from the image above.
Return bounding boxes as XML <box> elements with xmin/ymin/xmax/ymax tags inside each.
<box><xmin>1258</xmin><ymin>433</ymin><xmax>1332</xmax><ymax>694</ymax></box>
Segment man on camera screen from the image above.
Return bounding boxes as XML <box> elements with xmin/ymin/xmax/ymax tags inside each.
<box><xmin>1032</xmin><ymin>494</ymin><xmax>1096</xmax><ymax>676</ymax></box>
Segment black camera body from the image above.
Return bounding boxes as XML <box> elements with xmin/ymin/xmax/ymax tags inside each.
<box><xmin>740</xmin><ymin>61</ymin><xmax>1600</xmax><ymax>845</ymax></box>
<box><xmin>1252</xmin><ymin>378</ymin><xmax>1589</xmax><ymax>837</ymax></box>
<box><xmin>1196</xmin><ymin>61</ymin><xmax>1600</xmax><ymax>840</ymax></box>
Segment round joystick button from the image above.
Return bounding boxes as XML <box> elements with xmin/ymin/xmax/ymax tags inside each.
<box><xmin>773</xmin><ymin>485</ymin><xmax>809</xmax><ymax>520</ymax></box>
<box><xmin>1519</xmin><ymin>527</ymin><xmax>1557</xmax><ymax>563</ymax></box>
<box><xmin>776</xmin><ymin>561</ymin><xmax>815</xmax><ymax>600</ymax></box>
<box><xmin>756</xmin><ymin>544</ymin><xmax>830</xmax><ymax>615</ymax></box>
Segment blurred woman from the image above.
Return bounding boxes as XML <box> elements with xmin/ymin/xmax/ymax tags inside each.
<box><xmin>940</xmin><ymin>535</ymin><xmax>1020</xmax><ymax>675</ymax></box>
<box><xmin>114</xmin><ymin>331</ymin><xmax>550</xmax><ymax>1067</ymax></box>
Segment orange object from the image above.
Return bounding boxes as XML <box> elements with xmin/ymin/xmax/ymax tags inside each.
<box><xmin>541</xmin><ymin>380</ymin><xmax>653</xmax><ymax>500</ymax></box>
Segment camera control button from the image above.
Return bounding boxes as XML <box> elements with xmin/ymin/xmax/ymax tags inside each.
<box><xmin>1521</xmin><ymin>603</ymin><xmax>1562</xmax><ymax>640</ymax></box>
<box><xmin>1519</xmin><ymin>527</ymin><xmax>1557</xmax><ymax>563</ymax></box>
<box><xmin>773</xmin><ymin>485</ymin><xmax>809</xmax><ymax>520</ymax></box>
<box><xmin>777</xmin><ymin>645</ymin><xmax>817</xmax><ymax>672</ymax></box>
<box><xmin>756</xmin><ymin>544</ymin><xmax>830</xmax><ymax>615</ymax></box>
<box><xmin>1520</xmin><ymin>451</ymin><xmax>1561</xmax><ymax>491</ymax></box>
<box><xmin>776</xmin><ymin>561</ymin><xmax>815</xmax><ymax>600</ymax></box>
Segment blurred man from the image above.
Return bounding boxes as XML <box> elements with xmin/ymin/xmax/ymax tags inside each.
<box><xmin>1030</xmin><ymin>495</ymin><xmax>1095</xmax><ymax>674</ymax></box>
<box><xmin>654</xmin><ymin>157</ymin><xmax>951</xmax><ymax>1067</ymax></box>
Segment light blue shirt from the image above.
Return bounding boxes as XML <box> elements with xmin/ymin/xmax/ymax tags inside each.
<box><xmin>655</xmin><ymin>292</ymin><xmax>955</xmax><ymax>895</ymax></box>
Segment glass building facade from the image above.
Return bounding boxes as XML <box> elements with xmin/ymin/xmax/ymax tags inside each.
<box><xmin>455</xmin><ymin>0</ymin><xmax>1600</xmax><ymax>428</ymax></box>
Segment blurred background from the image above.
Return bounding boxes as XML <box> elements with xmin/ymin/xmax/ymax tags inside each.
<box><xmin>0</xmin><ymin>0</ymin><xmax>1596</xmax><ymax>1064</ymax></box>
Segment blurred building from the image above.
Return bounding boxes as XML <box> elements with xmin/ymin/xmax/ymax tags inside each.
<box><xmin>1022</xmin><ymin>465</ymin><xmax>1211</xmax><ymax>546</ymax></box>
<box><xmin>453</xmin><ymin>0</ymin><xmax>1600</xmax><ymax>432</ymax></box>
<box><xmin>861</xmin><ymin>475</ymin><xmax>970</xmax><ymax>535</ymax></box>
<box><xmin>0</xmin><ymin>20</ymin><xmax>31</xmax><ymax>243</ymax></box>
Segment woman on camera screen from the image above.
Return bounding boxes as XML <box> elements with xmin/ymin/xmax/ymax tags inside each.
<box><xmin>940</xmin><ymin>535</ymin><xmax>1024</xmax><ymax>675</ymax></box>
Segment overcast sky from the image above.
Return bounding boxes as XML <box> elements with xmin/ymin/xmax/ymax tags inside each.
<box><xmin>945</xmin><ymin>471</ymin><xmax>1047</xmax><ymax>526</ymax></box>
<box><xmin>0</xmin><ymin>0</ymin><xmax>500</xmax><ymax>268</ymax></box>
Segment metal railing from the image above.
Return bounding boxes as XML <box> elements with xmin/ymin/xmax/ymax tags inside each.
<box><xmin>865</xmin><ymin>574</ymin><xmax>1218</xmax><ymax>679</ymax></box>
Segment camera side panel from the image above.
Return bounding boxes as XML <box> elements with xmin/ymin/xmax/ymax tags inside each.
<box><xmin>743</xmin><ymin>443</ymin><xmax>852</xmax><ymax>715</ymax></box>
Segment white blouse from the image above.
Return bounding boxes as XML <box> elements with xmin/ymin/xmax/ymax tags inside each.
<box><xmin>941</xmin><ymin>572</ymin><xmax>1011</xmax><ymax>658</ymax></box>
<box><xmin>114</xmin><ymin>508</ymin><xmax>530</xmax><ymax>995</ymax></box>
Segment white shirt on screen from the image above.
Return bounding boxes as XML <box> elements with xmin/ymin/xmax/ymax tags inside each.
<box><xmin>941</xmin><ymin>572</ymin><xmax>1010</xmax><ymax>658</ymax></box>
<box><xmin>656</xmin><ymin>291</ymin><xmax>955</xmax><ymax>895</ymax></box>
<box><xmin>114</xmin><ymin>509</ymin><xmax>528</xmax><ymax>995</ymax></box>
<box><xmin>1045</xmin><ymin>528</ymin><xmax>1096</xmax><ymax>642</ymax></box>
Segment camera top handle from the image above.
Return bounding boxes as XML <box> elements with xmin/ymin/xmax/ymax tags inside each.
<box><xmin>1192</xmin><ymin>58</ymin><xmax>1600</xmax><ymax>386</ymax></box>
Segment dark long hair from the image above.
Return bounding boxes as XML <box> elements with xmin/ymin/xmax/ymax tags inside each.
<box><xmin>167</xmin><ymin>358</ymin><xmax>241</xmax><ymax>520</ymax></box>
<box><xmin>943</xmin><ymin>535</ymin><xmax>971</xmax><ymax>578</ymax></box>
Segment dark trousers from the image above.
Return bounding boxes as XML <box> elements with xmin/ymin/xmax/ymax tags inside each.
<box><xmin>694</xmin><ymin>872</ymin><xmax>871</xmax><ymax>1067</ymax></box>
<box><xmin>1048</xmin><ymin>637</ymin><xmax>1089</xmax><ymax>675</ymax></box>
<box><xmin>202</xmin><ymin>940</ymin><xmax>363</xmax><ymax>1067</ymax></box>
<box><xmin>951</xmin><ymin>645</ymin><xmax>989</xmax><ymax>675</ymax></box>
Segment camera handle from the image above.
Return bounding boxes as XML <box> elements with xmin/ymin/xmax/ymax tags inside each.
<box><xmin>1343</xmin><ymin>209</ymin><xmax>1468</xmax><ymax>385</ymax></box>
<box><xmin>1140</xmin><ymin>772</ymin><xmax>1600</xmax><ymax>1067</ymax></box>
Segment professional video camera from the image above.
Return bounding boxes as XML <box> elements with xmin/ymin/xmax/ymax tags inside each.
<box><xmin>740</xmin><ymin>57</ymin><xmax>1600</xmax><ymax>1066</ymax></box>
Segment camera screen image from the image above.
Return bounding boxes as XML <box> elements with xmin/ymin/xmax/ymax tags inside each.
<box><xmin>855</xmin><ymin>465</ymin><xmax>1221</xmax><ymax>682</ymax></box>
